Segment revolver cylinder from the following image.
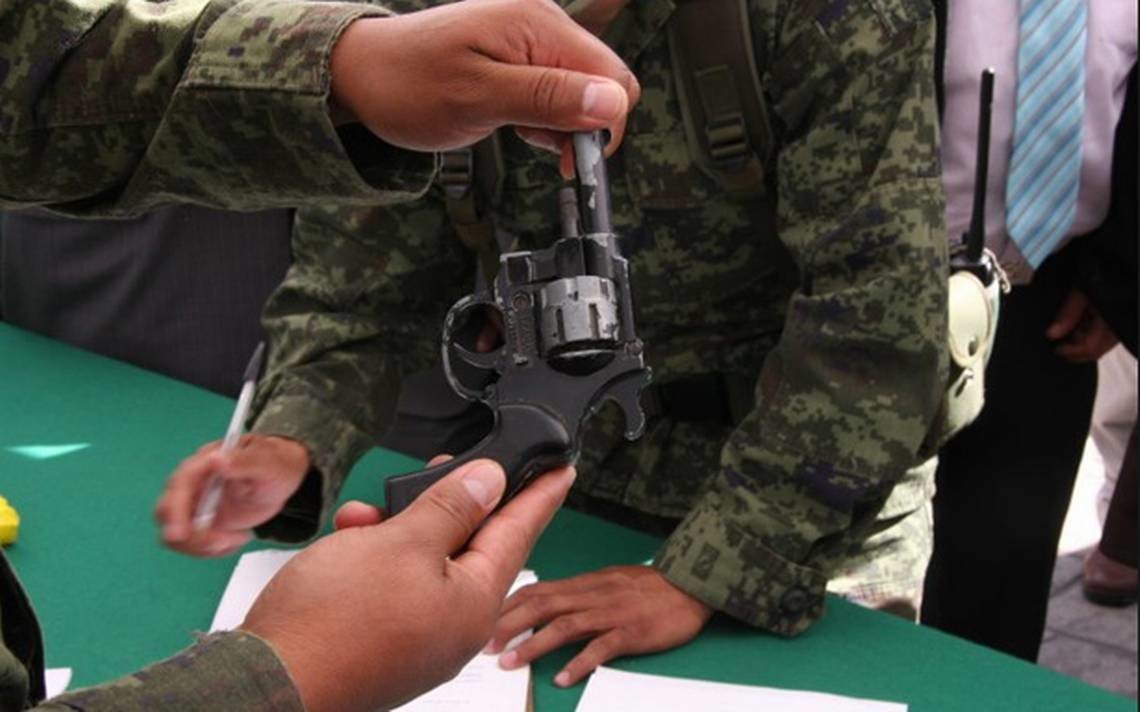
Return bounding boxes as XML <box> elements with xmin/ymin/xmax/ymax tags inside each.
<box><xmin>538</xmin><ymin>275</ymin><xmax>621</xmax><ymax>357</ymax></box>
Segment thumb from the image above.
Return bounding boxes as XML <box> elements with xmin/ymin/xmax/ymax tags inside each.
<box><xmin>1046</xmin><ymin>290</ymin><xmax>1088</xmax><ymax>340</ymax></box>
<box><xmin>394</xmin><ymin>459</ymin><xmax>507</xmax><ymax>556</ymax></box>
<box><xmin>489</xmin><ymin>65</ymin><xmax>629</xmax><ymax>137</ymax></box>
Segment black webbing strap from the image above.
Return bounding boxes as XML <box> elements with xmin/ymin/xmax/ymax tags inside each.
<box><xmin>642</xmin><ymin>373</ymin><xmax>755</xmax><ymax>424</ymax></box>
<box><xmin>668</xmin><ymin>0</ymin><xmax>774</xmax><ymax>198</ymax></box>
<box><xmin>438</xmin><ymin>134</ymin><xmax>505</xmax><ymax>279</ymax></box>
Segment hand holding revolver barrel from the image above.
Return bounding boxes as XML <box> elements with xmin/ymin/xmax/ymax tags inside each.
<box><xmin>330</xmin><ymin>0</ymin><xmax>640</xmax><ymax>160</ymax></box>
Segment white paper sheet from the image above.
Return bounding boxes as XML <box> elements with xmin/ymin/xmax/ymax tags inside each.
<box><xmin>395</xmin><ymin>569</ymin><xmax>536</xmax><ymax>711</ymax></box>
<box><xmin>212</xmin><ymin>549</ymin><xmax>535</xmax><ymax>711</ymax></box>
<box><xmin>45</xmin><ymin>668</ymin><xmax>72</xmax><ymax>698</ymax></box>
<box><xmin>210</xmin><ymin>548</ymin><xmax>299</xmax><ymax>632</ymax></box>
<box><xmin>576</xmin><ymin>667</ymin><xmax>907</xmax><ymax>712</ymax></box>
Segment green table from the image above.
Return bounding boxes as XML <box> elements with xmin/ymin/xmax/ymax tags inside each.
<box><xmin>0</xmin><ymin>324</ymin><xmax>1130</xmax><ymax>711</ymax></box>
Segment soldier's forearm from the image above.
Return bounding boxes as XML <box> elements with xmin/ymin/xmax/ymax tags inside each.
<box><xmin>0</xmin><ymin>1</ymin><xmax>440</xmax><ymax>217</ymax></box>
<box><xmin>652</xmin><ymin>0</ymin><xmax>946</xmax><ymax>635</ymax></box>
<box><xmin>40</xmin><ymin>632</ymin><xmax>304</xmax><ymax>711</ymax></box>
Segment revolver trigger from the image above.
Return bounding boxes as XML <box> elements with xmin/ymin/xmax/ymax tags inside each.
<box><xmin>452</xmin><ymin>343</ymin><xmax>504</xmax><ymax>371</ymax></box>
<box><xmin>603</xmin><ymin>371</ymin><xmax>652</xmax><ymax>440</ymax></box>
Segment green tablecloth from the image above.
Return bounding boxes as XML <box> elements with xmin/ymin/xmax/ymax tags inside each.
<box><xmin>0</xmin><ymin>324</ymin><xmax>1130</xmax><ymax>711</ymax></box>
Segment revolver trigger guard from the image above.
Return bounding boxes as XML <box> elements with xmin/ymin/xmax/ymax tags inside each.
<box><xmin>441</xmin><ymin>294</ymin><xmax>495</xmax><ymax>341</ymax></box>
<box><xmin>440</xmin><ymin>294</ymin><xmax>500</xmax><ymax>402</ymax></box>
<box><xmin>452</xmin><ymin>343</ymin><xmax>506</xmax><ymax>371</ymax></box>
<box><xmin>600</xmin><ymin>369</ymin><xmax>653</xmax><ymax>440</ymax></box>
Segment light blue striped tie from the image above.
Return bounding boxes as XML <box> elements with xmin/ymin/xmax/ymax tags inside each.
<box><xmin>1005</xmin><ymin>0</ymin><xmax>1087</xmax><ymax>268</ymax></box>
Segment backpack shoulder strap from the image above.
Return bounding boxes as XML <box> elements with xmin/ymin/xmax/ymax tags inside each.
<box><xmin>668</xmin><ymin>0</ymin><xmax>774</xmax><ymax>198</ymax></box>
<box><xmin>437</xmin><ymin>133</ymin><xmax>505</xmax><ymax>279</ymax></box>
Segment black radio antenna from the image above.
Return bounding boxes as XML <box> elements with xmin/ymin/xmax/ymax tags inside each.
<box><xmin>963</xmin><ymin>69</ymin><xmax>994</xmax><ymax>263</ymax></box>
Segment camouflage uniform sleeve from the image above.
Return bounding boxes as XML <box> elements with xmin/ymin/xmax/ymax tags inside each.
<box><xmin>654</xmin><ymin>0</ymin><xmax>947</xmax><ymax>635</ymax></box>
<box><xmin>0</xmin><ymin>0</ymin><xmax>435</xmax><ymax>217</ymax></box>
<box><xmin>249</xmin><ymin>200</ymin><xmax>468</xmax><ymax>542</ymax></box>
<box><xmin>36</xmin><ymin>632</ymin><xmax>303</xmax><ymax>711</ymax></box>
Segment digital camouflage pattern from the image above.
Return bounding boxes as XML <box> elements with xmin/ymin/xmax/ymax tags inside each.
<box><xmin>0</xmin><ymin>0</ymin><xmax>438</xmax><ymax>708</ymax></box>
<box><xmin>253</xmin><ymin>0</ymin><xmax>948</xmax><ymax>636</ymax></box>
<box><xmin>0</xmin><ymin>0</ymin><xmax>435</xmax><ymax>217</ymax></box>
<box><xmin>32</xmin><ymin>630</ymin><xmax>304</xmax><ymax>712</ymax></box>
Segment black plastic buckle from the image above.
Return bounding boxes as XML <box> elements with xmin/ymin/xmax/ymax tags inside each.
<box><xmin>437</xmin><ymin>149</ymin><xmax>475</xmax><ymax>200</ymax></box>
<box><xmin>705</xmin><ymin>114</ymin><xmax>752</xmax><ymax>170</ymax></box>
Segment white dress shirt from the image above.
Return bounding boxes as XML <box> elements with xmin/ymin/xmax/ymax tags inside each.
<box><xmin>942</xmin><ymin>0</ymin><xmax>1137</xmax><ymax>283</ymax></box>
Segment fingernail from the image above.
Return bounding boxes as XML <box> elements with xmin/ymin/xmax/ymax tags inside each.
<box><xmin>499</xmin><ymin>650</ymin><xmax>519</xmax><ymax>669</ymax></box>
<box><xmin>554</xmin><ymin>671</ymin><xmax>571</xmax><ymax>687</ymax></box>
<box><xmin>164</xmin><ymin>523</ymin><xmax>185</xmax><ymax>542</ymax></box>
<box><xmin>482</xmin><ymin>640</ymin><xmax>501</xmax><ymax>655</ymax></box>
<box><xmin>519</xmin><ymin>130</ymin><xmax>560</xmax><ymax>154</ymax></box>
<box><xmin>582</xmin><ymin>82</ymin><xmax>624</xmax><ymax>121</ymax></box>
<box><xmin>463</xmin><ymin>462</ymin><xmax>504</xmax><ymax>509</ymax></box>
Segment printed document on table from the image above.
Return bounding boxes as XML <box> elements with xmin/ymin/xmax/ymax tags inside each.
<box><xmin>576</xmin><ymin>667</ymin><xmax>907</xmax><ymax>712</ymax></box>
<box><xmin>212</xmin><ymin>548</ymin><xmax>536</xmax><ymax>712</ymax></box>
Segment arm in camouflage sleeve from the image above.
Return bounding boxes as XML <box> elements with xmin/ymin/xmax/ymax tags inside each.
<box><xmin>26</xmin><ymin>459</ymin><xmax>577</xmax><ymax>711</ymax></box>
<box><xmin>0</xmin><ymin>0</ymin><xmax>437</xmax><ymax>216</ymax></box>
<box><xmin>33</xmin><ymin>633</ymin><xmax>305</xmax><ymax>712</ymax></box>
<box><xmin>249</xmin><ymin>199</ymin><xmax>470</xmax><ymax>542</ymax></box>
<box><xmin>655</xmin><ymin>0</ymin><xmax>947</xmax><ymax>635</ymax></box>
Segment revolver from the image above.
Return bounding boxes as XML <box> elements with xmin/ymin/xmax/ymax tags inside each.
<box><xmin>384</xmin><ymin>131</ymin><xmax>651</xmax><ymax>514</ymax></box>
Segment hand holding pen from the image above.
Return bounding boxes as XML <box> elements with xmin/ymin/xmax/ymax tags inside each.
<box><xmin>155</xmin><ymin>343</ymin><xmax>312</xmax><ymax>558</ymax></box>
<box><xmin>194</xmin><ymin>342</ymin><xmax>266</xmax><ymax>532</ymax></box>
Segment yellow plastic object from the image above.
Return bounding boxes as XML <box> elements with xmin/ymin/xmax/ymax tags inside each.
<box><xmin>0</xmin><ymin>496</ymin><xmax>19</xmax><ymax>545</ymax></box>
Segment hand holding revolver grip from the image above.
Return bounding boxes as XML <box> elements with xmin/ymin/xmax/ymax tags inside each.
<box><xmin>384</xmin><ymin>403</ymin><xmax>574</xmax><ymax>514</ymax></box>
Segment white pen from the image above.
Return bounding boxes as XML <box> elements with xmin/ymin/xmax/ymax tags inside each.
<box><xmin>193</xmin><ymin>342</ymin><xmax>265</xmax><ymax>532</ymax></box>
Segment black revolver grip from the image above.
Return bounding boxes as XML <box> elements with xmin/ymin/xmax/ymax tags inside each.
<box><xmin>384</xmin><ymin>403</ymin><xmax>575</xmax><ymax>516</ymax></box>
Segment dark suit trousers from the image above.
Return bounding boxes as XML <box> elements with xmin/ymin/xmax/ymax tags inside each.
<box><xmin>921</xmin><ymin>242</ymin><xmax>1097</xmax><ymax>662</ymax></box>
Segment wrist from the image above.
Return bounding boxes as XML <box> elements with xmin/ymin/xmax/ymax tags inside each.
<box><xmin>327</xmin><ymin>18</ymin><xmax>363</xmax><ymax>124</ymax></box>
<box><xmin>681</xmin><ymin>590</ymin><xmax>715</xmax><ymax>624</ymax></box>
<box><xmin>657</xmin><ymin>567</ymin><xmax>714</xmax><ymax>623</ymax></box>
<box><xmin>243</xmin><ymin>622</ymin><xmax>333</xmax><ymax>712</ymax></box>
<box><xmin>329</xmin><ymin>17</ymin><xmax>397</xmax><ymax>127</ymax></box>
<box><xmin>262</xmin><ymin>435</ymin><xmax>312</xmax><ymax>479</ymax></box>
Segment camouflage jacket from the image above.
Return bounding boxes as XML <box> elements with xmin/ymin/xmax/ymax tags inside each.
<box><xmin>252</xmin><ymin>0</ymin><xmax>948</xmax><ymax>636</ymax></box>
<box><xmin>0</xmin><ymin>0</ymin><xmax>434</xmax><ymax>216</ymax></box>
<box><xmin>0</xmin><ymin>0</ymin><xmax>437</xmax><ymax>708</ymax></box>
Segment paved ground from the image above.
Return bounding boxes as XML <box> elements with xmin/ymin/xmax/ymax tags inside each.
<box><xmin>1042</xmin><ymin>549</ymin><xmax>1137</xmax><ymax>699</ymax></box>
<box><xmin>1038</xmin><ymin>428</ymin><xmax>1137</xmax><ymax>700</ymax></box>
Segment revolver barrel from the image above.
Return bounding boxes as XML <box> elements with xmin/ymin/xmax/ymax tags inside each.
<box><xmin>572</xmin><ymin>132</ymin><xmax>612</xmax><ymax>234</ymax></box>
